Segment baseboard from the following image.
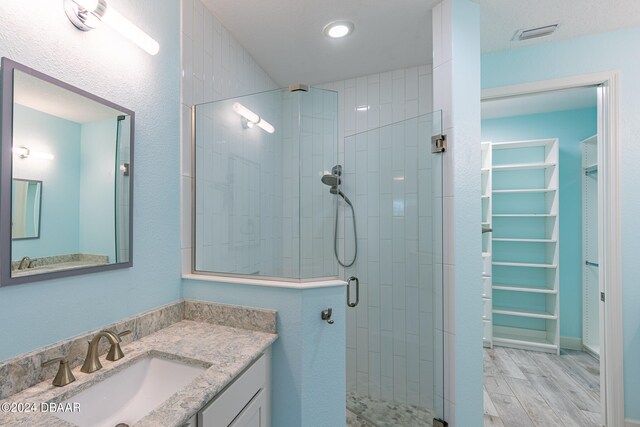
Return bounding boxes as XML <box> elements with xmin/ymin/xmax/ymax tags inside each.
<box><xmin>560</xmin><ymin>336</ymin><xmax>583</xmax><ymax>351</ymax></box>
<box><xmin>626</xmin><ymin>419</ymin><xmax>640</xmax><ymax>427</ymax></box>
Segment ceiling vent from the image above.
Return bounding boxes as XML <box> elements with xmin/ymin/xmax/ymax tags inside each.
<box><xmin>513</xmin><ymin>24</ymin><xmax>558</xmax><ymax>41</ymax></box>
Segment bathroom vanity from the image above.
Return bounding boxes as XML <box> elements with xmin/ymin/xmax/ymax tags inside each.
<box><xmin>186</xmin><ymin>351</ymin><xmax>270</xmax><ymax>427</ymax></box>
<box><xmin>0</xmin><ymin>302</ymin><xmax>277</xmax><ymax>427</ymax></box>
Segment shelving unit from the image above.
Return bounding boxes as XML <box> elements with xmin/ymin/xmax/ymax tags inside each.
<box><xmin>489</xmin><ymin>138</ymin><xmax>560</xmax><ymax>355</ymax></box>
<box><xmin>582</xmin><ymin>135</ymin><xmax>599</xmax><ymax>358</ymax></box>
<box><xmin>481</xmin><ymin>142</ymin><xmax>493</xmax><ymax>348</ymax></box>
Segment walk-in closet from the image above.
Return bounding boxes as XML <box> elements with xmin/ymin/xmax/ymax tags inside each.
<box><xmin>480</xmin><ymin>87</ymin><xmax>602</xmax><ymax>426</ymax></box>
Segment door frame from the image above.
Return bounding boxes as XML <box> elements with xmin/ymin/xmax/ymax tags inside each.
<box><xmin>481</xmin><ymin>70</ymin><xmax>624</xmax><ymax>427</ymax></box>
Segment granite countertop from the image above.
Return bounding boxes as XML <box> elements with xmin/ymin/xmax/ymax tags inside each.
<box><xmin>0</xmin><ymin>320</ymin><xmax>277</xmax><ymax>427</ymax></box>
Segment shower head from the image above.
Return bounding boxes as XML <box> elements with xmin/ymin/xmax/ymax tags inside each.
<box><xmin>321</xmin><ymin>174</ymin><xmax>339</xmax><ymax>187</ymax></box>
<box><xmin>321</xmin><ymin>173</ymin><xmax>340</xmax><ymax>195</ymax></box>
<box><xmin>322</xmin><ymin>165</ymin><xmax>343</xmax><ymax>195</ymax></box>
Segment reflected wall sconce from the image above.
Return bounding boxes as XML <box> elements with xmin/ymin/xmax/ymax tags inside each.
<box><xmin>232</xmin><ymin>103</ymin><xmax>275</xmax><ymax>134</ymax></box>
<box><xmin>64</xmin><ymin>0</ymin><xmax>160</xmax><ymax>55</ymax></box>
<box><xmin>13</xmin><ymin>146</ymin><xmax>54</xmax><ymax>161</ymax></box>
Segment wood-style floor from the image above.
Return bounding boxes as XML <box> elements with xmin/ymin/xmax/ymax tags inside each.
<box><xmin>484</xmin><ymin>347</ymin><xmax>601</xmax><ymax>427</ymax></box>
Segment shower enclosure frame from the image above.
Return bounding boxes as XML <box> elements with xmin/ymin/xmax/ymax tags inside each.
<box><xmin>188</xmin><ymin>87</ymin><xmax>343</xmax><ymax>283</ymax></box>
<box><xmin>188</xmin><ymin>88</ymin><xmax>449</xmax><ymax>425</ymax></box>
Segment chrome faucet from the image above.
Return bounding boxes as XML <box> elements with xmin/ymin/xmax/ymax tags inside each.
<box><xmin>81</xmin><ymin>330</ymin><xmax>131</xmax><ymax>373</ymax></box>
<box><xmin>17</xmin><ymin>256</ymin><xmax>31</xmax><ymax>270</ymax></box>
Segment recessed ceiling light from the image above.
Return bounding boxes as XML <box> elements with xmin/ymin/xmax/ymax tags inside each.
<box><xmin>513</xmin><ymin>24</ymin><xmax>558</xmax><ymax>41</ymax></box>
<box><xmin>323</xmin><ymin>21</ymin><xmax>354</xmax><ymax>39</ymax></box>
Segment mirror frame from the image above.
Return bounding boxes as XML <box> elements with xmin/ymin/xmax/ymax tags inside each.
<box><xmin>0</xmin><ymin>57</ymin><xmax>135</xmax><ymax>286</ymax></box>
<box><xmin>11</xmin><ymin>178</ymin><xmax>43</xmax><ymax>240</ymax></box>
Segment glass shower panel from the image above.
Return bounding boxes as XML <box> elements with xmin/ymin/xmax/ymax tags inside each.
<box><xmin>193</xmin><ymin>87</ymin><xmax>338</xmax><ymax>281</ymax></box>
<box><xmin>194</xmin><ymin>88</ymin><xmax>284</xmax><ymax>278</ymax></box>
<box><xmin>298</xmin><ymin>87</ymin><xmax>338</xmax><ymax>279</ymax></box>
<box><xmin>344</xmin><ymin>111</ymin><xmax>444</xmax><ymax>424</ymax></box>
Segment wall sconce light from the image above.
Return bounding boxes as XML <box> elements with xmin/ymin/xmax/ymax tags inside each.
<box><xmin>232</xmin><ymin>103</ymin><xmax>275</xmax><ymax>134</ymax></box>
<box><xmin>13</xmin><ymin>146</ymin><xmax>54</xmax><ymax>161</ymax></box>
<box><xmin>64</xmin><ymin>0</ymin><xmax>160</xmax><ymax>56</ymax></box>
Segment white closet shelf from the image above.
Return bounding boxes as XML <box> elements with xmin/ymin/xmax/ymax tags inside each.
<box><xmin>487</xmin><ymin>138</ymin><xmax>559</xmax><ymax>355</ymax></box>
<box><xmin>493</xmin><ymin>330</ymin><xmax>558</xmax><ymax>352</ymax></box>
<box><xmin>493</xmin><ymin>238</ymin><xmax>557</xmax><ymax>243</ymax></box>
<box><xmin>493</xmin><ymin>306</ymin><xmax>557</xmax><ymax>319</ymax></box>
<box><xmin>492</xmin><ymin>284</ymin><xmax>557</xmax><ymax>294</ymax></box>
<box><xmin>492</xmin><ymin>162</ymin><xmax>556</xmax><ymax>171</ymax></box>
<box><xmin>493</xmin><ymin>188</ymin><xmax>557</xmax><ymax>194</ymax></box>
<box><xmin>492</xmin><ymin>261</ymin><xmax>557</xmax><ymax>268</ymax></box>
<box><xmin>493</xmin><ymin>214</ymin><xmax>556</xmax><ymax>217</ymax></box>
<box><xmin>492</xmin><ymin>139</ymin><xmax>556</xmax><ymax>150</ymax></box>
<box><xmin>481</xmin><ymin>167</ymin><xmax>490</xmax><ymax>172</ymax></box>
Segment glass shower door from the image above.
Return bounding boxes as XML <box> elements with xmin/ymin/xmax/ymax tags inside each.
<box><xmin>343</xmin><ymin>111</ymin><xmax>444</xmax><ymax>425</ymax></box>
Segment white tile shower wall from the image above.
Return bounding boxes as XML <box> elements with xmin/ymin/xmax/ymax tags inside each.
<box><xmin>180</xmin><ymin>0</ymin><xmax>278</xmax><ymax>275</ymax></box>
<box><xmin>299</xmin><ymin>89</ymin><xmax>339</xmax><ymax>279</ymax></box>
<box><xmin>279</xmin><ymin>88</ymin><xmax>338</xmax><ymax>279</ymax></box>
<box><xmin>319</xmin><ymin>65</ymin><xmax>436</xmax><ymax>407</ymax></box>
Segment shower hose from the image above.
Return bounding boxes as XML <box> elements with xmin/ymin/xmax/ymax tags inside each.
<box><xmin>334</xmin><ymin>189</ymin><xmax>358</xmax><ymax>268</ymax></box>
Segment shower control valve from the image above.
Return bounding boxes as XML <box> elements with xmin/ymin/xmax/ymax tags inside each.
<box><xmin>321</xmin><ymin>308</ymin><xmax>334</xmax><ymax>324</ymax></box>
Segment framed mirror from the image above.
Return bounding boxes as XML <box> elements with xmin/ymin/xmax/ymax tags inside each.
<box><xmin>12</xmin><ymin>178</ymin><xmax>42</xmax><ymax>240</ymax></box>
<box><xmin>1</xmin><ymin>58</ymin><xmax>134</xmax><ymax>285</ymax></box>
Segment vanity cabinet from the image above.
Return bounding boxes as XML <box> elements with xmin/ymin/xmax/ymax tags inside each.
<box><xmin>197</xmin><ymin>349</ymin><xmax>271</xmax><ymax>427</ymax></box>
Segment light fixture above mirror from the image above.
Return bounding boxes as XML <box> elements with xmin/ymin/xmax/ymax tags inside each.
<box><xmin>64</xmin><ymin>0</ymin><xmax>160</xmax><ymax>55</ymax></box>
<box><xmin>12</xmin><ymin>146</ymin><xmax>54</xmax><ymax>161</ymax></box>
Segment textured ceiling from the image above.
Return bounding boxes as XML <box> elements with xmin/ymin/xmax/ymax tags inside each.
<box><xmin>203</xmin><ymin>0</ymin><xmax>640</xmax><ymax>86</ymax></box>
<box><xmin>478</xmin><ymin>0</ymin><xmax>640</xmax><ymax>53</ymax></box>
<box><xmin>202</xmin><ymin>0</ymin><xmax>437</xmax><ymax>86</ymax></box>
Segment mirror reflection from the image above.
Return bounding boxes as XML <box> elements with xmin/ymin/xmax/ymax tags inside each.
<box><xmin>4</xmin><ymin>63</ymin><xmax>133</xmax><ymax>281</ymax></box>
<box><xmin>11</xmin><ymin>179</ymin><xmax>42</xmax><ymax>240</ymax></box>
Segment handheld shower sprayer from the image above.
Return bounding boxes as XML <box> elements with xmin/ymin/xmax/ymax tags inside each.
<box><xmin>321</xmin><ymin>165</ymin><xmax>357</xmax><ymax>267</ymax></box>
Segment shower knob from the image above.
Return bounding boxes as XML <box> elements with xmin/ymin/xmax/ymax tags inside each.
<box><xmin>321</xmin><ymin>308</ymin><xmax>334</xmax><ymax>324</ymax></box>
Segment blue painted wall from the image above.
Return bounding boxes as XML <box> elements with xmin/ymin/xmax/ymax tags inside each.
<box><xmin>79</xmin><ymin>119</ymin><xmax>117</xmax><ymax>262</ymax></box>
<box><xmin>183</xmin><ymin>280</ymin><xmax>346</xmax><ymax>427</ymax></box>
<box><xmin>0</xmin><ymin>0</ymin><xmax>182</xmax><ymax>361</ymax></box>
<box><xmin>11</xmin><ymin>105</ymin><xmax>81</xmax><ymax>260</ymax></box>
<box><xmin>482</xmin><ymin>27</ymin><xmax>640</xmax><ymax>420</ymax></box>
<box><xmin>482</xmin><ymin>107</ymin><xmax>598</xmax><ymax>339</ymax></box>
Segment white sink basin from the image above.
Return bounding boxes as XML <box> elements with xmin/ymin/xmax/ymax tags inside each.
<box><xmin>54</xmin><ymin>357</ymin><xmax>206</xmax><ymax>427</ymax></box>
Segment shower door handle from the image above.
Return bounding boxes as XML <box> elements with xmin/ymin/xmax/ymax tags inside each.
<box><xmin>347</xmin><ymin>276</ymin><xmax>359</xmax><ymax>308</ymax></box>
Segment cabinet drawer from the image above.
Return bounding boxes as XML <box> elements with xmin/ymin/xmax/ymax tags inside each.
<box><xmin>482</xmin><ymin>276</ymin><xmax>491</xmax><ymax>298</ymax></box>
<box><xmin>482</xmin><ymin>298</ymin><xmax>492</xmax><ymax>321</ymax></box>
<box><xmin>199</xmin><ymin>354</ymin><xmax>267</xmax><ymax>427</ymax></box>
